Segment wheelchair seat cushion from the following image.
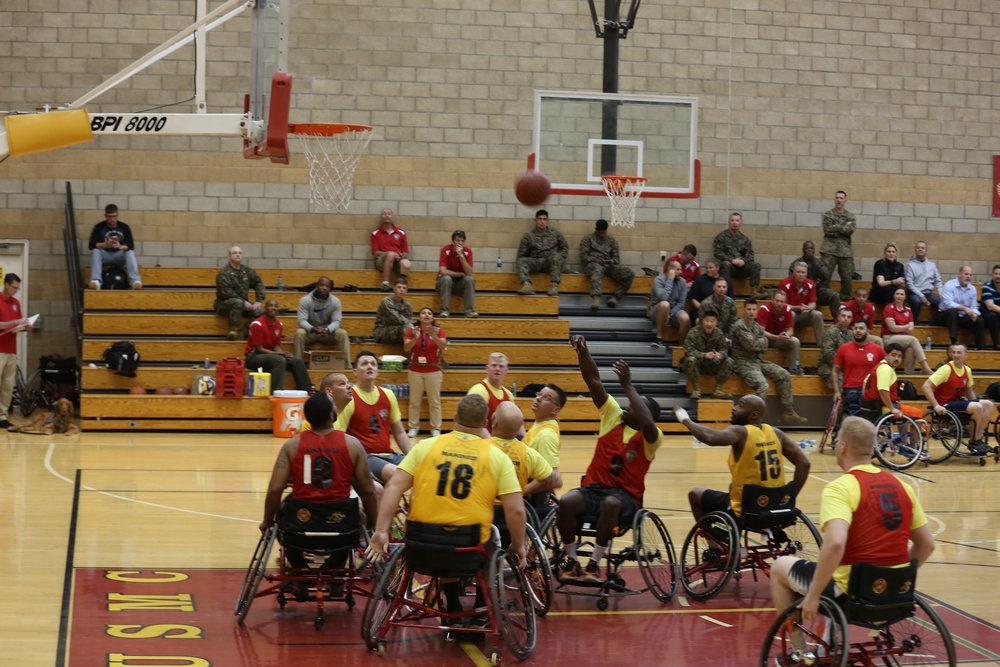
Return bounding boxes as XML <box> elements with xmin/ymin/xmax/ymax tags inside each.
<box><xmin>404</xmin><ymin>520</ymin><xmax>488</xmax><ymax>577</ymax></box>
<box><xmin>844</xmin><ymin>560</ymin><xmax>918</xmax><ymax>625</ymax></box>
<box><xmin>277</xmin><ymin>496</ymin><xmax>361</xmax><ymax>553</ymax></box>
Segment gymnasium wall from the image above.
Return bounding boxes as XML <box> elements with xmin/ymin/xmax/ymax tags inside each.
<box><xmin>2</xmin><ymin>0</ymin><xmax>998</xmax><ymax>359</ymax></box>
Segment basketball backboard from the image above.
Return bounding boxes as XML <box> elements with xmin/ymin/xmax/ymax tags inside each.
<box><xmin>531</xmin><ymin>90</ymin><xmax>699</xmax><ymax>198</ymax></box>
<box><xmin>246</xmin><ymin>0</ymin><xmax>291</xmax><ymax>160</ymax></box>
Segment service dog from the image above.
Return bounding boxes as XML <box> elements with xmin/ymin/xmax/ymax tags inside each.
<box><xmin>8</xmin><ymin>398</ymin><xmax>79</xmax><ymax>436</ymax></box>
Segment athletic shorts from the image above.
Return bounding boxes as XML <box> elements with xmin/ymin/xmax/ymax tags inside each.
<box><xmin>787</xmin><ymin>559</ymin><xmax>844</xmax><ymax>600</ymax></box>
<box><xmin>368</xmin><ymin>451</ymin><xmax>406</xmax><ymax>480</ymax></box>
<box><xmin>579</xmin><ymin>485</ymin><xmax>640</xmax><ymax>528</ymax></box>
<box><xmin>944</xmin><ymin>400</ymin><xmax>971</xmax><ymax>414</ymax></box>
<box><xmin>700</xmin><ymin>489</ymin><xmax>732</xmax><ymax>515</ymax></box>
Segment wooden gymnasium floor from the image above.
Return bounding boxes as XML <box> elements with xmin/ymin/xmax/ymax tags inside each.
<box><xmin>5</xmin><ymin>428</ymin><xmax>1000</xmax><ymax>666</ymax></box>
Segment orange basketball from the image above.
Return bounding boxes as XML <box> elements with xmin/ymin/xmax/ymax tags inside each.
<box><xmin>129</xmin><ymin>385</ymin><xmax>147</xmax><ymax>395</ymax></box>
<box><xmin>172</xmin><ymin>386</ymin><xmax>190</xmax><ymax>395</ymax></box>
<box><xmin>515</xmin><ymin>170</ymin><xmax>551</xmax><ymax>207</ymax></box>
<box><xmin>154</xmin><ymin>386</ymin><xmax>172</xmax><ymax>395</ymax></box>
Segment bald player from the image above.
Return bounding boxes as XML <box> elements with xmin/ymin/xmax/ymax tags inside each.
<box><xmin>320</xmin><ymin>372</ymin><xmax>353</xmax><ymax>414</ymax></box>
<box><xmin>674</xmin><ymin>394</ymin><xmax>810</xmax><ymax>521</ymax></box>
<box><xmin>492</xmin><ymin>402</ymin><xmax>561</xmax><ymax>498</ymax></box>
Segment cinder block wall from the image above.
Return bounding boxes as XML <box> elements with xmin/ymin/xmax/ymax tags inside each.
<box><xmin>2</xmin><ymin>0</ymin><xmax>998</xmax><ymax>359</ymax></box>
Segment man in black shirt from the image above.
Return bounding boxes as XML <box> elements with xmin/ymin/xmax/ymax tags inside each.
<box><xmin>88</xmin><ymin>204</ymin><xmax>141</xmax><ymax>289</ymax></box>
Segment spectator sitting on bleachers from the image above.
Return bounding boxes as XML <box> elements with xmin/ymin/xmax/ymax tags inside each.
<box><xmin>939</xmin><ymin>265</ymin><xmax>986</xmax><ymax>351</ymax></box>
<box><xmin>870</xmin><ymin>242</ymin><xmax>907</xmax><ymax>307</ymax></box>
<box><xmin>667</xmin><ymin>244</ymin><xmax>700</xmax><ymax>289</ymax></box>
<box><xmin>88</xmin><ymin>203</ymin><xmax>142</xmax><ymax>290</ymax></box>
<box><xmin>819</xmin><ymin>307</ymin><xmax>855</xmax><ymax>390</ymax></box>
<box><xmin>371</xmin><ymin>208</ymin><xmax>410</xmax><ymax>292</ymax></box>
<box><xmin>215</xmin><ymin>245</ymin><xmax>265</xmax><ymax>341</ymax></box>
<box><xmin>779</xmin><ymin>262</ymin><xmax>825</xmax><ymax>351</ymax></box>
<box><xmin>841</xmin><ymin>286</ymin><xmax>883</xmax><ymax>347</ymax></box>
<box><xmin>757</xmin><ymin>290</ymin><xmax>803</xmax><ymax>375</ymax></box>
<box><xmin>650</xmin><ymin>259</ymin><xmax>690</xmax><ymax>349</ymax></box>
<box><xmin>688</xmin><ymin>257</ymin><xmax>733</xmax><ymax>316</ymax></box>
<box><xmin>682</xmin><ymin>309</ymin><xmax>733</xmax><ymax>400</ymax></box>
<box><xmin>980</xmin><ymin>264</ymin><xmax>1000</xmax><ymax>350</ymax></box>
<box><xmin>580</xmin><ymin>218</ymin><xmax>634</xmax><ymax>310</ymax></box>
<box><xmin>696</xmin><ymin>277</ymin><xmax>738</xmax><ymax>338</ymax></box>
<box><xmin>788</xmin><ymin>240</ymin><xmax>840</xmax><ymax>317</ymax></box>
<box><xmin>905</xmin><ymin>241</ymin><xmax>943</xmax><ymax>324</ymax></box>
<box><xmin>372</xmin><ymin>277</ymin><xmax>413</xmax><ymax>344</ymax></box>
<box><xmin>516</xmin><ymin>209</ymin><xmax>568</xmax><ymax>297</ymax></box>
<box><xmin>435</xmin><ymin>229</ymin><xmax>477</xmax><ymax>319</ymax></box>
<box><xmin>294</xmin><ymin>276</ymin><xmax>351</xmax><ymax>367</ymax></box>
<box><xmin>880</xmin><ymin>286</ymin><xmax>933</xmax><ymax>375</ymax></box>
<box><xmin>246</xmin><ymin>298</ymin><xmax>312</xmax><ymax>394</ymax></box>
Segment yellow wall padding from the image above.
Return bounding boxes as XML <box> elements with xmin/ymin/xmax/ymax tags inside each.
<box><xmin>5</xmin><ymin>109</ymin><xmax>94</xmax><ymax>157</ymax></box>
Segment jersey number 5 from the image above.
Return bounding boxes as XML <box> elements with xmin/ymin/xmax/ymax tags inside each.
<box><xmin>754</xmin><ymin>450</ymin><xmax>781</xmax><ymax>481</ymax></box>
<box><xmin>436</xmin><ymin>461</ymin><xmax>474</xmax><ymax>499</ymax></box>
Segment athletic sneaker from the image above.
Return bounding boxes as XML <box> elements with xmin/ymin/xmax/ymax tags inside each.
<box><xmin>583</xmin><ymin>560</ymin><xmax>602</xmax><ymax>584</ymax></box>
<box><xmin>969</xmin><ymin>440</ymin><xmax>991</xmax><ymax>455</ymax></box>
<box><xmin>406</xmin><ymin>428</ymin><xmax>418</xmax><ymax>438</ymax></box>
<box><xmin>89</xmin><ymin>280</ymin><xmax>101</xmax><ymax>290</ymax></box>
<box><xmin>774</xmin><ymin>649</ymin><xmax>818</xmax><ymax>665</ymax></box>
<box><xmin>381</xmin><ymin>281</ymin><xmax>391</xmax><ymax>292</ymax></box>
<box><xmin>430</xmin><ymin>429</ymin><xmax>441</xmax><ymax>437</ymax></box>
<box><xmin>438</xmin><ymin>310</ymin><xmax>450</xmax><ymax>318</ymax></box>
<box><xmin>558</xmin><ymin>558</ymin><xmax>584</xmax><ymax>583</ymax></box>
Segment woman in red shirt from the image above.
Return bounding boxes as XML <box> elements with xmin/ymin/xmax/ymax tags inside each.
<box><xmin>881</xmin><ymin>287</ymin><xmax>932</xmax><ymax>375</ymax></box>
<box><xmin>403</xmin><ymin>308</ymin><xmax>447</xmax><ymax>438</ymax></box>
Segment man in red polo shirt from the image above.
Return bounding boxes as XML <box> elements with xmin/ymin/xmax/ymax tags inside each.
<box><xmin>841</xmin><ymin>286</ymin><xmax>883</xmax><ymax>346</ymax></box>
<box><xmin>246</xmin><ymin>298</ymin><xmax>313</xmax><ymax>393</ymax></box>
<box><xmin>435</xmin><ymin>229</ymin><xmax>477</xmax><ymax>319</ymax></box>
<box><xmin>371</xmin><ymin>208</ymin><xmax>410</xmax><ymax>292</ymax></box>
<box><xmin>779</xmin><ymin>262</ymin><xmax>825</xmax><ymax>348</ymax></box>
<box><xmin>758</xmin><ymin>290</ymin><xmax>803</xmax><ymax>374</ymax></box>
<box><xmin>666</xmin><ymin>244</ymin><xmax>700</xmax><ymax>288</ymax></box>
<box><xmin>832</xmin><ymin>320</ymin><xmax>885</xmax><ymax>420</ymax></box>
<box><xmin>0</xmin><ymin>273</ymin><xmax>32</xmax><ymax>429</ymax></box>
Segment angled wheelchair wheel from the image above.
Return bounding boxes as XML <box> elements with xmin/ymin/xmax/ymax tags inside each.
<box><xmin>922</xmin><ymin>410</ymin><xmax>962</xmax><ymax>464</ymax></box>
<box><xmin>538</xmin><ymin>506</ymin><xmax>561</xmax><ymax>568</ymax></box>
<box><xmin>490</xmin><ymin>549</ymin><xmax>536</xmax><ymax>661</ymax></box>
<box><xmin>235</xmin><ymin>525</ymin><xmax>278</xmax><ymax>623</ymax></box>
<box><xmin>680</xmin><ymin>511</ymin><xmax>740</xmax><ymax>601</ymax></box>
<box><xmin>633</xmin><ymin>509</ymin><xmax>678</xmax><ymax>603</ymax></box>
<box><xmin>765</xmin><ymin>513</ymin><xmax>822</xmax><ymax>565</ymax></box>
<box><xmin>874</xmin><ymin>413</ymin><xmax>924</xmax><ymax>471</ymax></box>
<box><xmin>20</xmin><ymin>368</ymin><xmax>43</xmax><ymax>417</ymax></box>
<box><xmin>523</xmin><ymin>523</ymin><xmax>553</xmax><ymax>617</ymax></box>
<box><xmin>819</xmin><ymin>397</ymin><xmax>842</xmax><ymax>453</ymax></box>
<box><xmin>360</xmin><ymin>545</ymin><xmax>407</xmax><ymax>650</ymax></box>
<box><xmin>877</xmin><ymin>594</ymin><xmax>956</xmax><ymax>666</ymax></box>
<box><xmin>760</xmin><ymin>595</ymin><xmax>849</xmax><ymax>667</ymax></box>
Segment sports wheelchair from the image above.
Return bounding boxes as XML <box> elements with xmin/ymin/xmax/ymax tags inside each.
<box><xmin>14</xmin><ymin>355</ymin><xmax>80</xmax><ymax>417</ymax></box>
<box><xmin>235</xmin><ymin>497</ymin><xmax>374</xmax><ymax>630</ymax></box>
<box><xmin>360</xmin><ymin>520</ymin><xmax>535</xmax><ymax>665</ymax></box>
<box><xmin>680</xmin><ymin>483</ymin><xmax>821</xmax><ymax>601</ymax></box>
<box><xmin>922</xmin><ymin>407</ymin><xmax>1000</xmax><ymax>467</ymax></box>
<box><xmin>862</xmin><ymin>407</ymin><xmax>928</xmax><ymax>472</ymax></box>
<box><xmin>539</xmin><ymin>504</ymin><xmax>677</xmax><ymax>611</ymax></box>
<box><xmin>493</xmin><ymin>504</ymin><xmax>554</xmax><ymax>616</ymax></box>
<box><xmin>760</xmin><ymin>560</ymin><xmax>956</xmax><ymax>666</ymax></box>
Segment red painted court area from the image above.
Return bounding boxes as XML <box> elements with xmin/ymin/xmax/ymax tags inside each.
<box><xmin>70</xmin><ymin>568</ymin><xmax>1000</xmax><ymax>666</ymax></box>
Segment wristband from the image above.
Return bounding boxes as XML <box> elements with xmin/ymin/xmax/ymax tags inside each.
<box><xmin>674</xmin><ymin>408</ymin><xmax>690</xmax><ymax>423</ymax></box>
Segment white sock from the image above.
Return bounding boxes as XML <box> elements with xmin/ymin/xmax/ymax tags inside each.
<box><xmin>591</xmin><ymin>543</ymin><xmax>607</xmax><ymax>565</ymax></box>
<box><xmin>562</xmin><ymin>542</ymin><xmax>577</xmax><ymax>561</ymax></box>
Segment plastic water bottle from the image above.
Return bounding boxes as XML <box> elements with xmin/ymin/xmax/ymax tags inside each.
<box><xmin>799</xmin><ymin>438</ymin><xmax>817</xmax><ymax>450</ymax></box>
<box><xmin>204</xmin><ymin>356</ymin><xmax>210</xmax><ymax>370</ymax></box>
<box><xmin>496</xmin><ymin>255</ymin><xmax>503</xmax><ymax>272</ymax></box>
<box><xmin>511</xmin><ymin>381</ymin><xmax>517</xmax><ymax>397</ymax></box>
<box><xmin>277</xmin><ymin>275</ymin><xmax>284</xmax><ymax>291</ymax></box>
<box><xmin>925</xmin><ymin>336</ymin><xmax>932</xmax><ymax>351</ymax></box>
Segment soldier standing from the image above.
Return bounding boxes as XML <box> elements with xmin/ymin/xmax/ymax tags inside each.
<box><xmin>820</xmin><ymin>190</ymin><xmax>857</xmax><ymax>301</ymax></box>
<box><xmin>731</xmin><ymin>299</ymin><xmax>808</xmax><ymax>424</ymax></box>
<box><xmin>214</xmin><ymin>245</ymin><xmax>266</xmax><ymax>341</ymax></box>
<box><xmin>712</xmin><ymin>212</ymin><xmax>764</xmax><ymax>298</ymax></box>
<box><xmin>683</xmin><ymin>310</ymin><xmax>733</xmax><ymax>400</ymax></box>
<box><xmin>516</xmin><ymin>209</ymin><xmax>568</xmax><ymax>296</ymax></box>
<box><xmin>579</xmin><ymin>219</ymin><xmax>634</xmax><ymax>310</ymax></box>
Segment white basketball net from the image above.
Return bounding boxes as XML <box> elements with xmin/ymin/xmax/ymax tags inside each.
<box><xmin>293</xmin><ymin>127</ymin><xmax>373</xmax><ymax>212</ymax></box>
<box><xmin>602</xmin><ymin>176</ymin><xmax>647</xmax><ymax>229</ymax></box>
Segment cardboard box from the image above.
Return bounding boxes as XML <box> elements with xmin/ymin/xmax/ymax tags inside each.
<box><xmin>307</xmin><ymin>350</ymin><xmax>346</xmax><ymax>370</ymax></box>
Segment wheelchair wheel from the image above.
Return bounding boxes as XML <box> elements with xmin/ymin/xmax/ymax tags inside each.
<box><xmin>922</xmin><ymin>410</ymin><xmax>962</xmax><ymax>464</ymax></box>
<box><xmin>360</xmin><ymin>544</ymin><xmax>407</xmax><ymax>650</ymax></box>
<box><xmin>680</xmin><ymin>511</ymin><xmax>740</xmax><ymax>601</ymax></box>
<box><xmin>235</xmin><ymin>525</ymin><xmax>278</xmax><ymax>623</ymax></box>
<box><xmin>538</xmin><ymin>507</ymin><xmax>561</xmax><ymax>569</ymax></box>
<box><xmin>877</xmin><ymin>594</ymin><xmax>956</xmax><ymax>666</ymax></box>
<box><xmin>766</xmin><ymin>514</ymin><xmax>822</xmax><ymax>563</ymax></box>
<box><xmin>760</xmin><ymin>595</ymin><xmax>849</xmax><ymax>667</ymax></box>
<box><xmin>523</xmin><ymin>523</ymin><xmax>553</xmax><ymax>617</ymax></box>
<box><xmin>992</xmin><ymin>412</ymin><xmax>1000</xmax><ymax>449</ymax></box>
<box><xmin>490</xmin><ymin>548</ymin><xmax>536</xmax><ymax>661</ymax></box>
<box><xmin>633</xmin><ymin>509</ymin><xmax>678</xmax><ymax>603</ymax></box>
<box><xmin>20</xmin><ymin>368</ymin><xmax>43</xmax><ymax>417</ymax></box>
<box><xmin>873</xmin><ymin>413</ymin><xmax>924</xmax><ymax>471</ymax></box>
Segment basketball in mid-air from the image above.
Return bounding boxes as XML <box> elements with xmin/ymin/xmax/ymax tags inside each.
<box><xmin>515</xmin><ymin>170</ymin><xmax>551</xmax><ymax>207</ymax></box>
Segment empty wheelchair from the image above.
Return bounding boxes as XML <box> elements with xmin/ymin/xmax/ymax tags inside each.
<box><xmin>540</xmin><ymin>505</ymin><xmax>677</xmax><ymax>611</ymax></box>
<box><xmin>760</xmin><ymin>560</ymin><xmax>956</xmax><ymax>666</ymax></box>
<box><xmin>923</xmin><ymin>407</ymin><xmax>1000</xmax><ymax>467</ymax></box>
<box><xmin>681</xmin><ymin>483</ymin><xmax>821</xmax><ymax>601</ymax></box>
<box><xmin>17</xmin><ymin>355</ymin><xmax>80</xmax><ymax>417</ymax></box>
<box><xmin>360</xmin><ymin>520</ymin><xmax>535</xmax><ymax>665</ymax></box>
<box><xmin>235</xmin><ymin>497</ymin><xmax>374</xmax><ymax>630</ymax></box>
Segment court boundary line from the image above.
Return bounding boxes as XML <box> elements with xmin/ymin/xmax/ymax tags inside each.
<box><xmin>55</xmin><ymin>469</ymin><xmax>81</xmax><ymax>667</ymax></box>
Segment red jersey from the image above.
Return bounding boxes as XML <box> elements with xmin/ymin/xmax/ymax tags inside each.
<box><xmin>841</xmin><ymin>469</ymin><xmax>913</xmax><ymax>566</ymax></box>
<box><xmin>843</xmin><ymin>299</ymin><xmax>876</xmax><ymax>328</ymax></box>
<box><xmin>581</xmin><ymin>423</ymin><xmax>651</xmax><ymax>506</ymax></box>
<box><xmin>862</xmin><ymin>359</ymin><xmax>896</xmax><ymax>403</ymax></box>
<box><xmin>290</xmin><ymin>430</ymin><xmax>354</xmax><ymax>502</ymax></box>
<box><xmin>370</xmin><ymin>225</ymin><xmax>408</xmax><ymax>254</ymax></box>
<box><xmin>666</xmin><ymin>254</ymin><xmax>700</xmax><ymax>283</ymax></box>
<box><xmin>405</xmin><ymin>326</ymin><xmax>447</xmax><ymax>372</ymax></box>
<box><xmin>834</xmin><ymin>341</ymin><xmax>885</xmax><ymax>389</ymax></box>
<box><xmin>438</xmin><ymin>245</ymin><xmax>473</xmax><ymax>276</ymax></box>
<box><xmin>931</xmin><ymin>362</ymin><xmax>971</xmax><ymax>404</ymax></box>
<box><xmin>757</xmin><ymin>301</ymin><xmax>794</xmax><ymax>335</ymax></box>
<box><xmin>0</xmin><ymin>293</ymin><xmax>22</xmax><ymax>354</ymax></box>
<box><xmin>347</xmin><ymin>386</ymin><xmax>393</xmax><ymax>454</ymax></box>
<box><xmin>777</xmin><ymin>276</ymin><xmax>816</xmax><ymax>308</ymax></box>
<box><xmin>881</xmin><ymin>303</ymin><xmax>913</xmax><ymax>338</ymax></box>
<box><xmin>479</xmin><ymin>380</ymin><xmax>510</xmax><ymax>433</ymax></box>
<box><xmin>245</xmin><ymin>315</ymin><xmax>283</xmax><ymax>356</ymax></box>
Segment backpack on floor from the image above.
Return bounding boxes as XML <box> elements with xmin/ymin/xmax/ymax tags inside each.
<box><xmin>104</xmin><ymin>341</ymin><xmax>140</xmax><ymax>377</ymax></box>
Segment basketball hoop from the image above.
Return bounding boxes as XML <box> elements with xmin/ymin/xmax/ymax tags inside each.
<box><xmin>289</xmin><ymin>123</ymin><xmax>373</xmax><ymax>212</ymax></box>
<box><xmin>602</xmin><ymin>175</ymin><xmax>646</xmax><ymax>229</ymax></box>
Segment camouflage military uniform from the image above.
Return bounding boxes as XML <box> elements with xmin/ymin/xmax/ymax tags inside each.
<box><xmin>579</xmin><ymin>233</ymin><xmax>634</xmax><ymax>298</ymax></box>
<box><xmin>731</xmin><ymin>317</ymin><xmax>795</xmax><ymax>411</ymax></box>
<box><xmin>818</xmin><ymin>325</ymin><xmax>852</xmax><ymax>390</ymax></box>
<box><xmin>214</xmin><ymin>263</ymin><xmax>266</xmax><ymax>332</ymax></box>
<box><xmin>712</xmin><ymin>230</ymin><xmax>761</xmax><ymax>290</ymax></box>
<box><xmin>373</xmin><ymin>295</ymin><xmax>414</xmax><ymax>344</ymax></box>
<box><xmin>820</xmin><ymin>208</ymin><xmax>856</xmax><ymax>299</ymax></box>
<box><xmin>789</xmin><ymin>255</ymin><xmax>841</xmax><ymax>316</ymax></box>
<box><xmin>697</xmin><ymin>295</ymin><xmax>738</xmax><ymax>337</ymax></box>
<box><xmin>516</xmin><ymin>228</ymin><xmax>568</xmax><ymax>284</ymax></box>
<box><xmin>683</xmin><ymin>326</ymin><xmax>733</xmax><ymax>395</ymax></box>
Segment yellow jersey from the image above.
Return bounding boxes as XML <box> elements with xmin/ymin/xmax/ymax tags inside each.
<box><xmin>490</xmin><ymin>436</ymin><xmax>554</xmax><ymax>496</ymax></box>
<box><xmin>524</xmin><ymin>420</ymin><xmax>561</xmax><ymax>468</ymax></box>
<box><xmin>729</xmin><ymin>423</ymin><xmax>785</xmax><ymax>516</ymax></box>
